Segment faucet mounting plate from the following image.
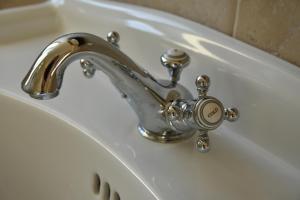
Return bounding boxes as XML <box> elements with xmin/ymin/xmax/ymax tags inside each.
<box><xmin>137</xmin><ymin>125</ymin><xmax>195</xmax><ymax>143</ymax></box>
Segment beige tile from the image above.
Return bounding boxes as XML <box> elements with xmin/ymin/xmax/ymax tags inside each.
<box><xmin>112</xmin><ymin>0</ymin><xmax>237</xmax><ymax>35</ymax></box>
<box><xmin>2</xmin><ymin>0</ymin><xmax>299</xmax><ymax>67</ymax></box>
<box><xmin>234</xmin><ymin>0</ymin><xmax>300</xmax><ymax>66</ymax></box>
<box><xmin>0</xmin><ymin>0</ymin><xmax>46</xmax><ymax>9</ymax></box>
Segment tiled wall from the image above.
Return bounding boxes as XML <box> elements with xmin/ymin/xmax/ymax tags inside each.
<box><xmin>234</xmin><ymin>0</ymin><xmax>300</xmax><ymax>67</ymax></box>
<box><xmin>112</xmin><ymin>0</ymin><xmax>300</xmax><ymax>67</ymax></box>
<box><xmin>0</xmin><ymin>0</ymin><xmax>44</xmax><ymax>9</ymax></box>
<box><xmin>1</xmin><ymin>0</ymin><xmax>299</xmax><ymax>67</ymax></box>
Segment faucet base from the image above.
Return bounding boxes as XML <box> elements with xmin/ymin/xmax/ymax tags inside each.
<box><xmin>138</xmin><ymin>125</ymin><xmax>195</xmax><ymax>143</ymax></box>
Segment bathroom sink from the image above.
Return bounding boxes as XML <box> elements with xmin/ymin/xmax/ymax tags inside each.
<box><xmin>0</xmin><ymin>93</ymin><xmax>155</xmax><ymax>200</ymax></box>
<box><xmin>0</xmin><ymin>0</ymin><xmax>300</xmax><ymax>199</ymax></box>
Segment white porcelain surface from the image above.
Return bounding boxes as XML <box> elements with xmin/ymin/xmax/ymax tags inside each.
<box><xmin>0</xmin><ymin>0</ymin><xmax>300</xmax><ymax>199</ymax></box>
<box><xmin>0</xmin><ymin>93</ymin><xmax>155</xmax><ymax>200</ymax></box>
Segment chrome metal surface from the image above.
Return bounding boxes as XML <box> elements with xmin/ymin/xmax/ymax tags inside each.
<box><xmin>138</xmin><ymin>125</ymin><xmax>194</xmax><ymax>143</ymax></box>
<box><xmin>21</xmin><ymin>32</ymin><xmax>193</xmax><ymax>142</ymax></box>
<box><xmin>196</xmin><ymin>132</ymin><xmax>210</xmax><ymax>153</ymax></box>
<box><xmin>224</xmin><ymin>107</ymin><xmax>240</xmax><ymax>122</ymax></box>
<box><xmin>21</xmin><ymin>32</ymin><xmax>239</xmax><ymax>151</ymax></box>
<box><xmin>163</xmin><ymin>75</ymin><xmax>239</xmax><ymax>151</ymax></box>
<box><xmin>107</xmin><ymin>31</ymin><xmax>120</xmax><ymax>47</ymax></box>
<box><xmin>195</xmin><ymin>75</ymin><xmax>210</xmax><ymax>97</ymax></box>
<box><xmin>160</xmin><ymin>48</ymin><xmax>190</xmax><ymax>83</ymax></box>
<box><xmin>80</xmin><ymin>59</ymin><xmax>96</xmax><ymax>78</ymax></box>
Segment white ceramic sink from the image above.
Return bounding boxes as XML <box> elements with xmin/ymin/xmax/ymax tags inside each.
<box><xmin>0</xmin><ymin>93</ymin><xmax>155</xmax><ymax>200</ymax></box>
<box><xmin>0</xmin><ymin>0</ymin><xmax>300</xmax><ymax>199</ymax></box>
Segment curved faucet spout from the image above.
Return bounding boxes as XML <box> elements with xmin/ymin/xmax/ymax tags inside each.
<box><xmin>22</xmin><ymin>33</ymin><xmax>151</xmax><ymax>99</ymax></box>
<box><xmin>22</xmin><ymin>33</ymin><xmax>192</xmax><ymax>134</ymax></box>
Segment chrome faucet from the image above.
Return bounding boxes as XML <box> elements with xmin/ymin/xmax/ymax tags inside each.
<box><xmin>21</xmin><ymin>32</ymin><xmax>239</xmax><ymax>152</ymax></box>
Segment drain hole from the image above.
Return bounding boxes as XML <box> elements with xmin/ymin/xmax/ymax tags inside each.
<box><xmin>112</xmin><ymin>191</ymin><xmax>121</xmax><ymax>200</ymax></box>
<box><xmin>102</xmin><ymin>182</ymin><xmax>111</xmax><ymax>200</ymax></box>
<box><xmin>93</xmin><ymin>173</ymin><xmax>101</xmax><ymax>194</ymax></box>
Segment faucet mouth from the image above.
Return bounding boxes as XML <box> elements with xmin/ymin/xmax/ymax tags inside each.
<box><xmin>21</xmin><ymin>85</ymin><xmax>59</xmax><ymax>100</ymax></box>
<box><xmin>21</xmin><ymin>79</ymin><xmax>59</xmax><ymax>100</ymax></box>
<box><xmin>28</xmin><ymin>90</ymin><xmax>59</xmax><ymax>100</ymax></box>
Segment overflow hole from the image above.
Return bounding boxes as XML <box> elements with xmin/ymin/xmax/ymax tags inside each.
<box><xmin>93</xmin><ymin>173</ymin><xmax>101</xmax><ymax>194</ymax></box>
<box><xmin>102</xmin><ymin>182</ymin><xmax>111</xmax><ymax>200</ymax></box>
<box><xmin>113</xmin><ymin>191</ymin><xmax>121</xmax><ymax>200</ymax></box>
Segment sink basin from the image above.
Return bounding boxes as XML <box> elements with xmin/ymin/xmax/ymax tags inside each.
<box><xmin>0</xmin><ymin>93</ymin><xmax>155</xmax><ymax>200</ymax></box>
<box><xmin>0</xmin><ymin>0</ymin><xmax>300</xmax><ymax>199</ymax></box>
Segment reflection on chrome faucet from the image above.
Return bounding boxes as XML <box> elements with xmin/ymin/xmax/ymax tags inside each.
<box><xmin>21</xmin><ymin>31</ymin><xmax>239</xmax><ymax>152</ymax></box>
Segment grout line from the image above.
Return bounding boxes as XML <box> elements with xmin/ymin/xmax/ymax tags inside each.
<box><xmin>232</xmin><ymin>0</ymin><xmax>242</xmax><ymax>37</ymax></box>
